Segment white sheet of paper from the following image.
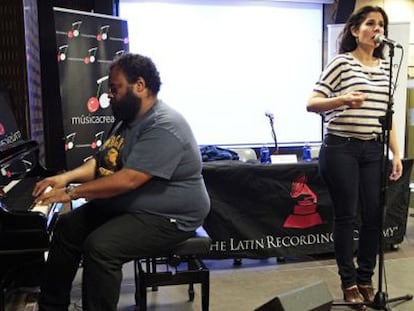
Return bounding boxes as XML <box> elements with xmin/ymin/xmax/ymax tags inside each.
<box><xmin>271</xmin><ymin>154</ymin><xmax>298</xmax><ymax>164</ymax></box>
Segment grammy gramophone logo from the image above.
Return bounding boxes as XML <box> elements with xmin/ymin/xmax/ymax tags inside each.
<box><xmin>283</xmin><ymin>174</ymin><xmax>323</xmax><ymax>229</ymax></box>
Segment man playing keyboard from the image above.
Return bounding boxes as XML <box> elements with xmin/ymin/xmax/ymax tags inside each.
<box><xmin>33</xmin><ymin>53</ymin><xmax>210</xmax><ymax>311</ymax></box>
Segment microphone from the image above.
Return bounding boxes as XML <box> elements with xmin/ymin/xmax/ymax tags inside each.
<box><xmin>374</xmin><ymin>34</ymin><xmax>402</xmax><ymax>48</ymax></box>
<box><xmin>265</xmin><ymin>111</ymin><xmax>274</xmax><ymax>120</ymax></box>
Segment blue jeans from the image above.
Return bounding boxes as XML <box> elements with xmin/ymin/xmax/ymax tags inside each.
<box><xmin>319</xmin><ymin>134</ymin><xmax>383</xmax><ymax>288</ymax></box>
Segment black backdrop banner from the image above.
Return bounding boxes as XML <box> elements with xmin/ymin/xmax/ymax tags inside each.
<box><xmin>53</xmin><ymin>7</ymin><xmax>129</xmax><ymax>170</ymax></box>
<box><xmin>202</xmin><ymin>159</ymin><xmax>413</xmax><ymax>259</ymax></box>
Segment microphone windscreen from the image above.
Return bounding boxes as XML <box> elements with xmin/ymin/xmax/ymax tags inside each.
<box><xmin>374</xmin><ymin>34</ymin><xmax>384</xmax><ymax>44</ymax></box>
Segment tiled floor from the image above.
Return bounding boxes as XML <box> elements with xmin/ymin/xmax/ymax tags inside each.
<box><xmin>6</xmin><ymin>211</ymin><xmax>414</xmax><ymax>311</ymax></box>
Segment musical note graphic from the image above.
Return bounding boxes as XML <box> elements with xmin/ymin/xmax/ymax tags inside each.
<box><xmin>96</xmin><ymin>25</ymin><xmax>110</xmax><ymax>41</ymax></box>
<box><xmin>97</xmin><ymin>75</ymin><xmax>110</xmax><ymax>109</ymax></box>
<box><xmin>84</xmin><ymin>47</ymin><xmax>98</xmax><ymax>64</ymax></box>
<box><xmin>0</xmin><ymin>164</ymin><xmax>11</xmax><ymax>177</ymax></box>
<box><xmin>65</xmin><ymin>132</ymin><xmax>76</xmax><ymax>151</ymax></box>
<box><xmin>57</xmin><ymin>44</ymin><xmax>68</xmax><ymax>62</ymax></box>
<box><xmin>97</xmin><ymin>75</ymin><xmax>109</xmax><ymax>85</ymax></box>
<box><xmin>115</xmin><ymin>50</ymin><xmax>125</xmax><ymax>57</ymax></box>
<box><xmin>87</xmin><ymin>75</ymin><xmax>110</xmax><ymax>113</ymax></box>
<box><xmin>67</xmin><ymin>21</ymin><xmax>82</xmax><ymax>39</ymax></box>
<box><xmin>83</xmin><ymin>155</ymin><xmax>94</xmax><ymax>162</ymax></box>
<box><xmin>91</xmin><ymin>131</ymin><xmax>104</xmax><ymax>149</ymax></box>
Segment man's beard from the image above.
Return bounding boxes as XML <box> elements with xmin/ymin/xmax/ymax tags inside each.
<box><xmin>110</xmin><ymin>88</ymin><xmax>142</xmax><ymax>123</ymax></box>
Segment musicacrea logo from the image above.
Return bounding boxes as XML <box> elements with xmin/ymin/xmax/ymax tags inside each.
<box><xmin>71</xmin><ymin>114</ymin><xmax>115</xmax><ymax>125</ymax></box>
<box><xmin>0</xmin><ymin>130</ymin><xmax>22</xmax><ymax>146</ymax></box>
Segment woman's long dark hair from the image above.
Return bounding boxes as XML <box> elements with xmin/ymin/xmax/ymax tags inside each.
<box><xmin>338</xmin><ymin>5</ymin><xmax>388</xmax><ymax>59</ymax></box>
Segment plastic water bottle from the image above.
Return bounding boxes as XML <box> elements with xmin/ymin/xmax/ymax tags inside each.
<box><xmin>260</xmin><ymin>146</ymin><xmax>271</xmax><ymax>164</ymax></box>
<box><xmin>302</xmin><ymin>144</ymin><xmax>312</xmax><ymax>162</ymax></box>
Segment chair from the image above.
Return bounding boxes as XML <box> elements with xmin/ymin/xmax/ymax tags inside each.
<box><xmin>133</xmin><ymin>227</ymin><xmax>211</xmax><ymax>311</ymax></box>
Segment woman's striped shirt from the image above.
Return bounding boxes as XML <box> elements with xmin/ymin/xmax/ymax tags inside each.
<box><xmin>313</xmin><ymin>52</ymin><xmax>390</xmax><ymax>140</ymax></box>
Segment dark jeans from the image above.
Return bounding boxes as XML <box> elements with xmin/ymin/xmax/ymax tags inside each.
<box><xmin>38</xmin><ymin>201</ymin><xmax>194</xmax><ymax>311</ymax></box>
<box><xmin>319</xmin><ymin>134</ymin><xmax>383</xmax><ymax>288</ymax></box>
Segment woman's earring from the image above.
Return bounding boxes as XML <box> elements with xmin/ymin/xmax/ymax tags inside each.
<box><xmin>355</xmin><ymin>37</ymin><xmax>359</xmax><ymax>44</ymax></box>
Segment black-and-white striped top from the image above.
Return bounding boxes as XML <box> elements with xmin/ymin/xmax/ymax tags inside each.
<box><xmin>313</xmin><ymin>52</ymin><xmax>390</xmax><ymax>140</ymax></box>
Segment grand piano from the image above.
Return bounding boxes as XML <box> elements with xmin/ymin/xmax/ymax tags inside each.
<box><xmin>0</xmin><ymin>86</ymin><xmax>63</xmax><ymax>310</ymax></box>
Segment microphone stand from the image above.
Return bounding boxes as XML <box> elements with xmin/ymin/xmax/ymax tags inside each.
<box><xmin>332</xmin><ymin>44</ymin><xmax>413</xmax><ymax>310</ymax></box>
<box><xmin>266</xmin><ymin>114</ymin><xmax>278</xmax><ymax>154</ymax></box>
<box><xmin>371</xmin><ymin>43</ymin><xmax>412</xmax><ymax>311</ymax></box>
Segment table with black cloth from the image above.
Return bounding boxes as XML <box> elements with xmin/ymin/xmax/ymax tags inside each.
<box><xmin>201</xmin><ymin>159</ymin><xmax>413</xmax><ymax>259</ymax></box>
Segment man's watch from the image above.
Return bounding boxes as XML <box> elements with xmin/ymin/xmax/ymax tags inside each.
<box><xmin>65</xmin><ymin>185</ymin><xmax>78</xmax><ymax>200</ymax></box>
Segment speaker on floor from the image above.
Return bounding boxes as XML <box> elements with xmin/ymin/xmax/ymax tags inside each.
<box><xmin>254</xmin><ymin>280</ymin><xmax>333</xmax><ymax>311</ymax></box>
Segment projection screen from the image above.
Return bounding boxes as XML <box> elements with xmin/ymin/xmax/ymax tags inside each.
<box><xmin>119</xmin><ymin>0</ymin><xmax>323</xmax><ymax>147</ymax></box>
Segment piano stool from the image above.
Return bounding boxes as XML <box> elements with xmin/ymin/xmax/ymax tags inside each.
<box><xmin>133</xmin><ymin>227</ymin><xmax>211</xmax><ymax>311</ymax></box>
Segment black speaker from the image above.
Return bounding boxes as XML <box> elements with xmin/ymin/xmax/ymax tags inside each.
<box><xmin>255</xmin><ymin>281</ymin><xmax>333</xmax><ymax>311</ymax></box>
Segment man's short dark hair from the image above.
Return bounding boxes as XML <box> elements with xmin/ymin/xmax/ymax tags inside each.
<box><xmin>110</xmin><ymin>53</ymin><xmax>162</xmax><ymax>95</ymax></box>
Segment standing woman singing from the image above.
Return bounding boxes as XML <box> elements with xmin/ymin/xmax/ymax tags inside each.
<box><xmin>307</xmin><ymin>5</ymin><xmax>402</xmax><ymax>311</ymax></box>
